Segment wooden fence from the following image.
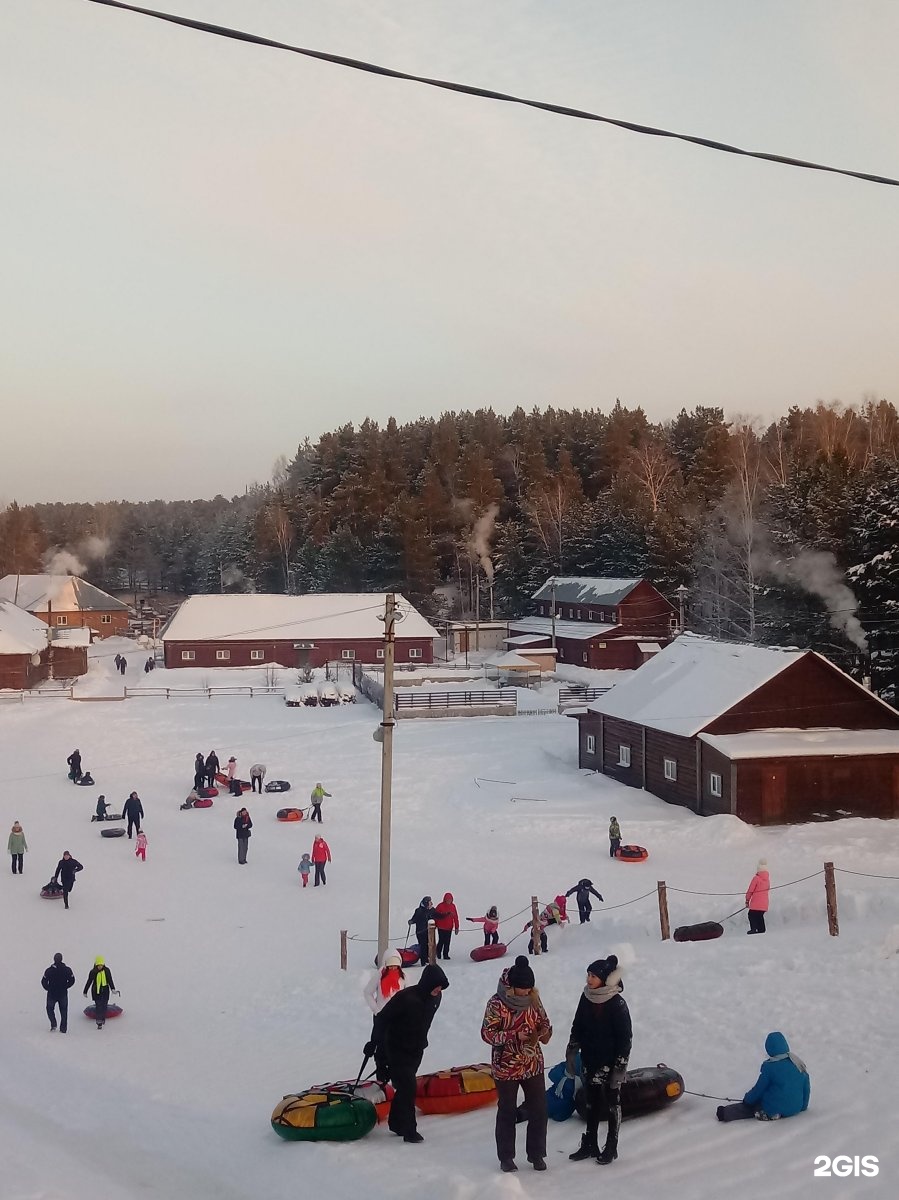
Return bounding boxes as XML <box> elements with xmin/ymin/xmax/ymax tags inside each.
<box><xmin>394</xmin><ymin>689</ymin><xmax>517</xmax><ymax>711</ymax></box>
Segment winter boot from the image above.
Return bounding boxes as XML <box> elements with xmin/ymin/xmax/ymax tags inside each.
<box><xmin>596</xmin><ymin>1138</ymin><xmax>618</xmax><ymax>1165</ymax></box>
<box><xmin>500</xmin><ymin>1160</ymin><xmax>517</xmax><ymax>1172</ymax></box>
<box><xmin>569</xmin><ymin>1135</ymin><xmax>599</xmax><ymax>1161</ymax></box>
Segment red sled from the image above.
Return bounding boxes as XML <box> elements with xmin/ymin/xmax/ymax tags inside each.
<box><xmin>198</xmin><ymin>786</ymin><xmax>218</xmax><ymax>798</ymax></box>
<box><xmin>216</xmin><ymin>773</ymin><xmax>250</xmax><ymax>792</ymax></box>
<box><xmin>83</xmin><ymin>1004</ymin><xmax>123</xmax><ymax>1020</ymax></box>
<box><xmin>615</xmin><ymin>844</ymin><xmax>649</xmax><ymax>863</ymax></box>
<box><xmin>673</xmin><ymin>922</ymin><xmax>724</xmax><ymax>943</ymax></box>
<box><xmin>192</xmin><ymin>798</ymin><xmax>214</xmax><ymax>809</ymax></box>
<box><xmin>470</xmin><ymin>943</ymin><xmax>508</xmax><ymax>962</ymax></box>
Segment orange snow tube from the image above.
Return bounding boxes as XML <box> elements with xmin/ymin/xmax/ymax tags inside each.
<box><xmin>415</xmin><ymin>1064</ymin><xmax>497</xmax><ymax>1115</ymax></box>
<box><xmin>277</xmin><ymin>808</ymin><xmax>303</xmax><ymax>822</ymax></box>
<box><xmin>615</xmin><ymin>844</ymin><xmax>649</xmax><ymax>863</ymax></box>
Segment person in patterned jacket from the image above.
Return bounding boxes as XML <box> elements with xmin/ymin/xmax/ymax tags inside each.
<box><xmin>480</xmin><ymin>955</ymin><xmax>552</xmax><ymax>1174</ymax></box>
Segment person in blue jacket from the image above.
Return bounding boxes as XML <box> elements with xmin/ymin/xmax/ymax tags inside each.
<box><xmin>717</xmin><ymin>1031</ymin><xmax>810</xmax><ymax>1122</ymax></box>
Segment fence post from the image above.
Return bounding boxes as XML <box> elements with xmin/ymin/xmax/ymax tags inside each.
<box><xmin>427</xmin><ymin>922</ymin><xmax>437</xmax><ymax>965</ymax></box>
<box><xmin>124</xmin><ymin>687</ymin><xmax>128</xmax><ymax>698</ymax></box>
<box><xmin>657</xmin><ymin>881</ymin><xmax>670</xmax><ymax>941</ymax></box>
<box><xmin>340</xmin><ymin>930</ymin><xmax>348</xmax><ymax>970</ymax></box>
<box><xmin>531</xmin><ymin>895</ymin><xmax>541</xmax><ymax>954</ymax></box>
<box><xmin>824</xmin><ymin>862</ymin><xmax>839</xmax><ymax>936</ymax></box>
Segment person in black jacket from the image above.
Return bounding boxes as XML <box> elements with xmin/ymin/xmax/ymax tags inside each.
<box><xmin>83</xmin><ymin>956</ymin><xmax>117</xmax><ymax>1029</ymax></box>
<box><xmin>565</xmin><ymin>878</ymin><xmax>604</xmax><ymax>925</ymax></box>
<box><xmin>408</xmin><ymin>897</ymin><xmax>439</xmax><ymax>964</ymax></box>
<box><xmin>234</xmin><ymin>807</ymin><xmax>252</xmax><ymax>864</ymax></box>
<box><xmin>52</xmin><ymin>851</ymin><xmax>83</xmax><ymax>909</ymax></box>
<box><xmin>193</xmin><ymin>753</ymin><xmax>206</xmax><ymax>791</ymax></box>
<box><xmin>122</xmin><ymin>792</ymin><xmax>144</xmax><ymax>840</ymax></box>
<box><xmin>365</xmin><ymin>963</ymin><xmax>449</xmax><ymax>1143</ymax></box>
<box><xmin>95</xmin><ymin>795</ymin><xmax>109</xmax><ymax>821</ymax></box>
<box><xmin>566</xmin><ymin>956</ymin><xmax>632</xmax><ymax>1165</ymax></box>
<box><xmin>42</xmin><ymin>952</ymin><xmax>75</xmax><ymax>1032</ymax></box>
<box><xmin>205</xmin><ymin>751</ymin><xmax>220</xmax><ymax>788</ymax></box>
<box><xmin>67</xmin><ymin>750</ymin><xmax>82</xmax><ymax>783</ymax></box>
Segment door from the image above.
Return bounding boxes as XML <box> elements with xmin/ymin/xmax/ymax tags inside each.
<box><xmin>761</xmin><ymin>766</ymin><xmax>787</xmax><ymax>825</ymax></box>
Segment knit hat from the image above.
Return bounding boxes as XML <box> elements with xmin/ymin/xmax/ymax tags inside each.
<box><xmin>381</xmin><ymin>950</ymin><xmax>402</xmax><ymax>969</ymax></box>
<box><xmin>757</xmin><ymin>859</ymin><xmax>768</xmax><ymax>870</ymax></box>
<box><xmin>587</xmin><ymin>955</ymin><xmax>619</xmax><ymax>983</ymax></box>
<box><xmin>507</xmin><ymin>955</ymin><xmax>535</xmax><ymax>989</ymax></box>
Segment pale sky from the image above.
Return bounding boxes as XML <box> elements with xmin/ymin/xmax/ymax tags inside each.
<box><xmin>2</xmin><ymin>0</ymin><xmax>898</xmax><ymax>503</ymax></box>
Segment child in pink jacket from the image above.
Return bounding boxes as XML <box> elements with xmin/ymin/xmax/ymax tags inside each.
<box><xmin>467</xmin><ymin>906</ymin><xmax>500</xmax><ymax>947</ymax></box>
<box><xmin>746</xmin><ymin>859</ymin><xmax>770</xmax><ymax>934</ymax></box>
<box><xmin>135</xmin><ymin>830</ymin><xmax>148</xmax><ymax>862</ymax></box>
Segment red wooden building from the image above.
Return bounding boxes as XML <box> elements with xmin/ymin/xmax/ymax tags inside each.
<box><xmin>0</xmin><ymin>602</ymin><xmax>88</xmax><ymax>688</ymax></box>
<box><xmin>577</xmin><ymin>634</ymin><xmax>899</xmax><ymax>824</ymax></box>
<box><xmin>0</xmin><ymin>574</ymin><xmax>129</xmax><ymax>639</ymax></box>
<box><xmin>160</xmin><ymin>593</ymin><xmax>439</xmax><ymax>669</ymax></box>
<box><xmin>508</xmin><ymin>577</ymin><xmax>676</xmax><ymax>669</ymax></box>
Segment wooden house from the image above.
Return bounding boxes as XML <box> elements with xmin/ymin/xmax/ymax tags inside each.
<box><xmin>576</xmin><ymin>634</ymin><xmax>899</xmax><ymax>824</ymax></box>
<box><xmin>0</xmin><ymin>574</ymin><xmax>129</xmax><ymax>639</ymax></box>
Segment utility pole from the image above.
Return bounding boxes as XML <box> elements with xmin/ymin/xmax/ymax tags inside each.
<box><xmin>675</xmin><ymin>584</ymin><xmax>689</xmax><ymax>633</ymax></box>
<box><xmin>377</xmin><ymin>593</ymin><xmax>398</xmax><ymax>965</ymax></box>
<box><xmin>550</xmin><ymin>576</ymin><xmax>557</xmax><ymax>651</ymax></box>
<box><xmin>475</xmin><ymin>569</ymin><xmax>481</xmax><ymax>651</ymax></box>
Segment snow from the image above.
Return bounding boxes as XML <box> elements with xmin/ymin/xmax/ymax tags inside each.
<box><xmin>700</xmin><ymin>729</ymin><xmax>899</xmax><ymax>760</ymax></box>
<box><xmin>531</xmin><ymin>577</ymin><xmax>641</xmax><ymax>605</ymax></box>
<box><xmin>2</xmin><ymin>645</ymin><xmax>899</xmax><ymax>1199</ymax></box>
<box><xmin>589</xmin><ymin>634</ymin><xmax>808</xmax><ymax>736</ymax></box>
<box><xmin>509</xmin><ymin>616</ymin><xmax>617</xmax><ymax>641</ymax></box>
<box><xmin>161</xmin><ymin>593</ymin><xmax>440</xmax><ymax>643</ymax></box>
<box><xmin>484</xmin><ymin>651</ymin><xmax>538</xmax><ymax>669</ymax></box>
<box><xmin>0</xmin><ymin>574</ymin><xmax>128</xmax><ymax>613</ymax></box>
<box><xmin>0</xmin><ymin>599</ymin><xmax>48</xmax><ymax>656</ymax></box>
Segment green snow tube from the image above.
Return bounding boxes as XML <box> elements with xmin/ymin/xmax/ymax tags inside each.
<box><xmin>271</xmin><ymin>1088</ymin><xmax>377</xmax><ymax>1142</ymax></box>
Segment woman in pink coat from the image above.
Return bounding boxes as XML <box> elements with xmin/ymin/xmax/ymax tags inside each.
<box><xmin>746</xmin><ymin>860</ymin><xmax>770</xmax><ymax>934</ymax></box>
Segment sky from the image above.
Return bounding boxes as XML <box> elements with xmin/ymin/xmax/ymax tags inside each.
<box><xmin>2</xmin><ymin>0</ymin><xmax>898</xmax><ymax>504</ymax></box>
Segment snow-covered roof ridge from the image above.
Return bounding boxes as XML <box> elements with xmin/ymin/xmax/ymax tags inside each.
<box><xmin>587</xmin><ymin>633</ymin><xmax>808</xmax><ymax>737</ymax></box>
<box><xmin>509</xmin><ymin>615</ymin><xmax>617</xmax><ymax>641</ymax></box>
<box><xmin>0</xmin><ymin>599</ymin><xmax>50</xmax><ymax>655</ymax></box>
<box><xmin>161</xmin><ymin>593</ymin><xmax>440</xmax><ymax>643</ymax></box>
<box><xmin>700</xmin><ymin>728</ymin><xmax>899</xmax><ymax>760</ymax></box>
<box><xmin>531</xmin><ymin>577</ymin><xmax>644</xmax><ymax>606</ymax></box>
<box><xmin>0</xmin><ymin>574</ymin><xmax>128</xmax><ymax>613</ymax></box>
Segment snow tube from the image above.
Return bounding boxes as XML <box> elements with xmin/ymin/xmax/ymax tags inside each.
<box><xmin>265</xmin><ymin>780</ymin><xmax>291</xmax><ymax>793</ymax></box>
<box><xmin>415</xmin><ymin>1064</ymin><xmax>497</xmax><ymax>1115</ymax></box>
<box><xmin>271</xmin><ymin>1088</ymin><xmax>377</xmax><ymax>1142</ymax></box>
<box><xmin>217</xmin><ymin>773</ymin><xmax>251</xmax><ymax>792</ymax></box>
<box><xmin>372</xmin><ymin>947</ymin><xmax>421</xmax><ymax>968</ymax></box>
<box><xmin>621</xmin><ymin>1065</ymin><xmax>684</xmax><ymax>1116</ymax></box>
<box><xmin>307</xmin><ymin>1079</ymin><xmax>395</xmax><ymax>1123</ymax></box>
<box><xmin>277</xmin><ymin>808</ymin><xmax>304</xmax><ymax>822</ymax></box>
<box><xmin>470</xmin><ymin>943</ymin><xmax>508</xmax><ymax>962</ymax></box>
<box><xmin>100</xmin><ymin>828</ymin><xmax>126</xmax><ymax>838</ymax></box>
<box><xmin>191</xmin><ymin>798</ymin><xmax>214</xmax><ymax>809</ymax></box>
<box><xmin>615</xmin><ymin>844</ymin><xmax>649</xmax><ymax>863</ymax></box>
<box><xmin>83</xmin><ymin>1004</ymin><xmax>123</xmax><ymax>1020</ymax></box>
<box><xmin>75</xmin><ymin>777</ymin><xmax>96</xmax><ymax>787</ymax></box>
<box><xmin>673</xmin><ymin>922</ymin><xmax>724</xmax><ymax>943</ymax></box>
<box><xmin>91</xmin><ymin>814</ymin><xmax>123</xmax><ymax>822</ymax></box>
<box><xmin>40</xmin><ymin>881</ymin><xmax>64</xmax><ymax>899</ymax></box>
<box><xmin>198</xmin><ymin>786</ymin><xmax>218</xmax><ymax>798</ymax></box>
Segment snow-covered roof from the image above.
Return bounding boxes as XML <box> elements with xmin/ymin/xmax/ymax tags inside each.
<box><xmin>52</xmin><ymin>627</ymin><xmax>92</xmax><ymax>647</ymax></box>
<box><xmin>161</xmin><ymin>594</ymin><xmax>440</xmax><ymax>643</ymax></box>
<box><xmin>700</xmin><ymin>729</ymin><xmax>899</xmax><ymax>760</ymax></box>
<box><xmin>486</xmin><ymin>650</ymin><xmax>539</xmax><ymax>670</ymax></box>
<box><xmin>0</xmin><ymin>600</ymin><xmax>49</xmax><ymax>656</ymax></box>
<box><xmin>637</xmin><ymin>642</ymin><xmax>662</xmax><ymax>653</ymax></box>
<box><xmin>509</xmin><ymin>616</ymin><xmax>617</xmax><ymax>641</ymax></box>
<box><xmin>0</xmin><ymin>575</ymin><xmax>129</xmax><ymax>613</ymax></box>
<box><xmin>532</xmin><ymin>577</ymin><xmax>643</xmax><ymax>606</ymax></box>
<box><xmin>505</xmin><ymin>634</ymin><xmax>549</xmax><ymax>647</ymax></box>
<box><xmin>587</xmin><ymin>634</ymin><xmax>807</xmax><ymax>737</ymax></box>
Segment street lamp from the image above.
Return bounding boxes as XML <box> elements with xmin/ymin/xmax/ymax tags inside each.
<box><xmin>675</xmin><ymin>584</ymin><xmax>689</xmax><ymax>632</ymax></box>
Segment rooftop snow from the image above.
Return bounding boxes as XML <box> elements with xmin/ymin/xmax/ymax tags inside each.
<box><xmin>0</xmin><ymin>574</ymin><xmax>129</xmax><ymax>613</ymax></box>
<box><xmin>531</xmin><ymin>577</ymin><xmax>642</xmax><ymax>606</ymax></box>
<box><xmin>0</xmin><ymin>599</ymin><xmax>49</xmax><ymax>656</ymax></box>
<box><xmin>509</xmin><ymin>615</ymin><xmax>617</xmax><ymax>641</ymax></box>
<box><xmin>700</xmin><ymin>728</ymin><xmax>899</xmax><ymax>759</ymax></box>
<box><xmin>161</xmin><ymin>594</ymin><xmax>440</xmax><ymax>643</ymax></box>
<box><xmin>587</xmin><ymin>634</ymin><xmax>807</xmax><ymax>736</ymax></box>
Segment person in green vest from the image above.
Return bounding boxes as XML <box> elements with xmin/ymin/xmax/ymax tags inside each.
<box><xmin>608</xmin><ymin>817</ymin><xmax>622</xmax><ymax>859</ymax></box>
<box><xmin>309</xmin><ymin>782</ymin><xmax>331</xmax><ymax>823</ymax></box>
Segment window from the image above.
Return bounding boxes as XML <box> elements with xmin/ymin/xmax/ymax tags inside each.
<box><xmin>250</xmin><ymin>650</ymin><xmax>264</xmax><ymax>661</ymax></box>
<box><xmin>540</xmin><ymin>604</ymin><xmax>546</xmax><ymax>616</ymax></box>
<box><xmin>341</xmin><ymin>650</ymin><xmax>355</xmax><ymax>660</ymax></box>
<box><xmin>597</xmin><ymin>642</ymin><xmax>607</xmax><ymax>649</ymax></box>
<box><xmin>588</xmin><ymin>610</ymin><xmax>596</xmax><ymax>621</ymax></box>
<box><xmin>582</xmin><ymin>652</ymin><xmax>588</xmax><ymax>664</ymax></box>
<box><xmin>100</xmin><ymin>614</ymin><xmax>112</xmax><ymax>624</ymax></box>
<box><xmin>56</xmin><ymin>615</ymin><xmax>67</xmax><ymax>626</ymax></box>
<box><xmin>609</xmin><ymin>609</ymin><xmax>617</xmax><ymax>622</ymax></box>
<box><xmin>618</xmin><ymin>744</ymin><xmax>631</xmax><ymax>767</ymax></box>
<box><xmin>586</xmin><ymin>734</ymin><xmax>596</xmax><ymax>754</ymax></box>
<box><xmin>664</xmin><ymin>757</ymin><xmax>678</xmax><ymax>782</ymax></box>
<box><xmin>376</xmin><ymin>648</ymin><xmax>385</xmax><ymax>660</ymax></box>
<box><xmin>709</xmin><ymin>772</ymin><xmax>722</xmax><ymax>797</ymax></box>
<box><xmin>558</xmin><ymin>646</ymin><xmax>565</xmax><ymax>659</ymax></box>
<box><xmin>409</xmin><ymin>648</ymin><xmax>423</xmax><ymax>659</ymax></box>
<box><xmin>599</xmin><ymin>610</ymin><xmax>606</xmax><ymax>621</ymax></box>
<box><xmin>568</xmin><ymin>608</ymin><xmax>574</xmax><ymax>619</ymax></box>
<box><xmin>216</xmin><ymin>650</ymin><xmax>230</xmax><ymax>661</ymax></box>
<box><xmin>181</xmin><ymin>650</ymin><xmax>195</xmax><ymax>661</ymax></box>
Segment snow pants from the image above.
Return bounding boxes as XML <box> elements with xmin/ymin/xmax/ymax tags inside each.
<box><xmin>748</xmin><ymin>910</ymin><xmax>766</xmax><ymax>934</ymax></box>
<box><xmin>528</xmin><ymin>930</ymin><xmax>548</xmax><ymax>954</ymax></box>
<box><xmin>717</xmin><ymin>1102</ymin><xmax>759</xmax><ymax>1122</ymax></box>
<box><xmin>577</xmin><ymin>902</ymin><xmax>592</xmax><ymax>924</ymax></box>
<box><xmin>484</xmin><ymin>930</ymin><xmax>499</xmax><ymax>946</ymax></box>
<box><xmin>310</xmin><ymin>803</ymin><xmax>322</xmax><ymax>823</ymax></box>
<box><xmin>313</xmin><ymin>862</ymin><xmax>326</xmax><ymax>885</ymax></box>
<box><xmin>436</xmin><ymin>929</ymin><xmax>453</xmax><ymax>959</ymax></box>
<box><xmin>251</xmin><ymin>776</ymin><xmax>263</xmax><ymax>793</ymax></box>
<box><xmin>388</xmin><ymin>1053</ymin><xmax>423</xmax><ymax>1137</ymax></box>
<box><xmin>237</xmin><ymin>838</ymin><xmax>249</xmax><ymax>864</ymax></box>
<box><xmin>126</xmin><ymin>815</ymin><xmax>141</xmax><ymax>839</ymax></box>
<box><xmin>11</xmin><ymin>853</ymin><xmax>23</xmax><ymax>874</ymax></box>
<box><xmin>46</xmin><ymin>993</ymin><xmax>68</xmax><ymax>1032</ymax></box>
<box><xmin>495</xmin><ymin>1074</ymin><xmax>547</xmax><ymax>1164</ymax></box>
<box><xmin>609</xmin><ymin>838</ymin><xmax>621</xmax><ymax>858</ymax></box>
<box><xmin>93</xmin><ymin>991</ymin><xmax>109</xmax><ymax>1025</ymax></box>
<box><xmin>584</xmin><ymin>1072</ymin><xmax>621</xmax><ymax>1153</ymax></box>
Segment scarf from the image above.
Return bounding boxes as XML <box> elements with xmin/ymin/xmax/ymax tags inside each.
<box><xmin>502</xmin><ymin>989</ymin><xmax>533</xmax><ymax>1013</ymax></box>
<box><xmin>379</xmin><ymin>967</ymin><xmax>403</xmax><ymax>1000</ymax></box>
<box><xmin>95</xmin><ymin>967</ymin><xmax>108</xmax><ymax>990</ymax></box>
<box><xmin>768</xmin><ymin>1050</ymin><xmax>808</xmax><ymax>1074</ymax></box>
<box><xmin>583</xmin><ymin>978</ymin><xmax>622</xmax><ymax>1005</ymax></box>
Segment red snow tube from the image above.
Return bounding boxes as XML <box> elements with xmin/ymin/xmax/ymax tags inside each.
<box><xmin>615</xmin><ymin>844</ymin><xmax>649</xmax><ymax>863</ymax></box>
<box><xmin>415</xmin><ymin>1064</ymin><xmax>497</xmax><ymax>1115</ymax></box>
<box><xmin>198</xmin><ymin>786</ymin><xmax>218</xmax><ymax>798</ymax></box>
<box><xmin>470</xmin><ymin>943</ymin><xmax>508</xmax><ymax>962</ymax></box>
<box><xmin>217</xmin><ymin>773</ymin><xmax>251</xmax><ymax>792</ymax></box>
<box><xmin>192</xmin><ymin>798</ymin><xmax>214</xmax><ymax>809</ymax></box>
<box><xmin>673</xmin><ymin>922</ymin><xmax>724</xmax><ymax>943</ymax></box>
<box><xmin>277</xmin><ymin>808</ymin><xmax>303</xmax><ymax>822</ymax></box>
<box><xmin>83</xmin><ymin>1004</ymin><xmax>123</xmax><ymax>1020</ymax></box>
<box><xmin>40</xmin><ymin>881</ymin><xmax>64</xmax><ymax>899</ymax></box>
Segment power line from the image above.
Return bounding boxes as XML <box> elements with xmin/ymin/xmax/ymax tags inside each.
<box><xmin>82</xmin><ymin>0</ymin><xmax>899</xmax><ymax>189</ymax></box>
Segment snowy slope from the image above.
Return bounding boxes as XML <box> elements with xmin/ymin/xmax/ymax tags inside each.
<box><xmin>1</xmin><ymin>647</ymin><xmax>898</xmax><ymax>1198</ymax></box>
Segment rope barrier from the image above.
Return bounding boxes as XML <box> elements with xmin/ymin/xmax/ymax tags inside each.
<box><xmin>835</xmin><ymin>867</ymin><xmax>899</xmax><ymax>880</ymax></box>
<box><xmin>669</xmin><ymin>870</ymin><xmax>825</xmax><ymax>897</ymax></box>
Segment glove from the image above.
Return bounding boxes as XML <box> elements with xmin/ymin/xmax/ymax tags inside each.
<box><xmin>553</xmin><ymin>1076</ymin><xmax>569</xmax><ymax>1098</ymax></box>
<box><xmin>363</xmin><ymin>1041</ymin><xmax>376</xmax><ymax>1057</ymax></box>
<box><xmin>609</xmin><ymin>1059</ymin><xmax>628</xmax><ymax>1088</ymax></box>
<box><xmin>596</xmin><ymin>894</ymin><xmax>604</xmax><ymax>902</ymax></box>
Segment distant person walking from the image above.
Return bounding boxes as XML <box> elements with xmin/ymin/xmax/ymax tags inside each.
<box><xmin>122</xmin><ymin>792</ymin><xmax>144</xmax><ymax>840</ymax></box>
<box><xmin>309</xmin><ymin>782</ymin><xmax>331</xmax><ymax>823</ymax></box>
<box><xmin>311</xmin><ymin>835</ymin><xmax>331</xmax><ymax>886</ymax></box>
<box><xmin>114</xmin><ymin>654</ymin><xmax>122</xmax><ymax>672</ymax></box>
<box><xmin>135</xmin><ymin>830</ymin><xmax>148</xmax><ymax>862</ymax></box>
<box><xmin>83</xmin><ymin>956</ymin><xmax>118</xmax><ymax>1029</ymax></box>
<box><xmin>8</xmin><ymin>821</ymin><xmax>27</xmax><ymax>874</ymax></box>
<box><xmin>52</xmin><ymin>851</ymin><xmax>83</xmax><ymax>910</ymax></box>
<box><xmin>193</xmin><ymin>753</ymin><xmax>206</xmax><ymax>791</ymax></box>
<box><xmin>609</xmin><ymin>816</ymin><xmax>621</xmax><ymax>859</ymax></box>
<box><xmin>67</xmin><ymin>750</ymin><xmax>82</xmax><ymax>783</ymax></box>
<box><xmin>42</xmin><ymin>952</ymin><xmax>75</xmax><ymax>1033</ymax></box>
<box><xmin>205</xmin><ymin>751</ymin><xmax>220</xmax><ymax>789</ymax></box>
<box><xmin>249</xmin><ymin>763</ymin><xmax>266</xmax><ymax>794</ymax></box>
<box><xmin>746</xmin><ymin>860</ymin><xmax>770</xmax><ymax>934</ymax></box>
<box><xmin>118</xmin><ymin>656</ymin><xmax>127</xmax><ymax>676</ymax></box>
<box><xmin>409</xmin><ymin>896</ymin><xmax>439</xmax><ymax>964</ymax></box>
<box><xmin>234</xmin><ymin>807</ymin><xmax>252</xmax><ymax>864</ymax></box>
